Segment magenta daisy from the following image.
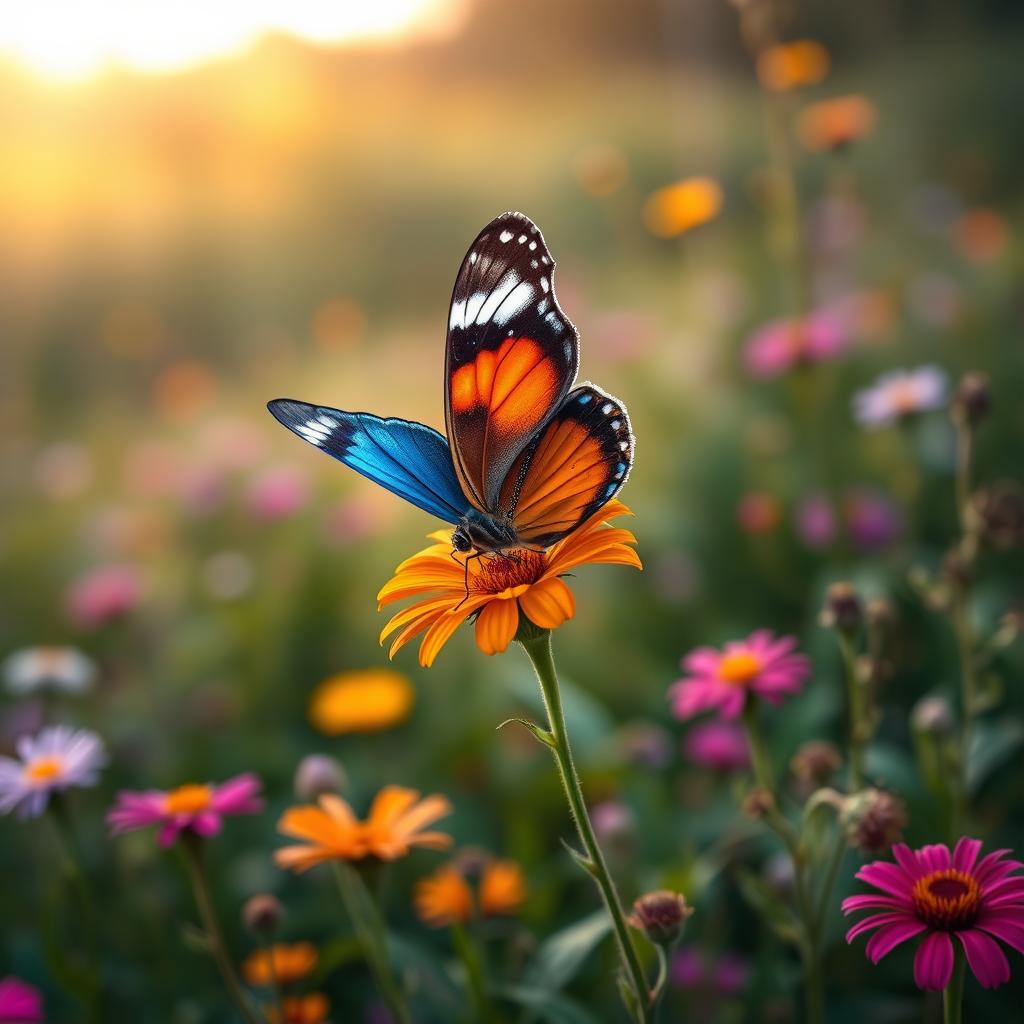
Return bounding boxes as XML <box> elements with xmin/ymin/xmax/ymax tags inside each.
<box><xmin>842</xmin><ymin>837</ymin><xmax>1024</xmax><ymax>991</ymax></box>
<box><xmin>107</xmin><ymin>773</ymin><xmax>264</xmax><ymax>847</ymax></box>
<box><xmin>0</xmin><ymin>725</ymin><xmax>107</xmax><ymax>819</ymax></box>
<box><xmin>669</xmin><ymin>630</ymin><xmax>810</xmax><ymax>721</ymax></box>
<box><xmin>683</xmin><ymin>720</ymin><xmax>749</xmax><ymax>771</ymax></box>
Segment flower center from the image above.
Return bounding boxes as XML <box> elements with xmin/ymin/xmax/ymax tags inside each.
<box><xmin>25</xmin><ymin>755</ymin><xmax>63</xmax><ymax>783</ymax></box>
<box><xmin>470</xmin><ymin>550</ymin><xmax>546</xmax><ymax>596</ymax></box>
<box><xmin>889</xmin><ymin>380</ymin><xmax>921</xmax><ymax>415</ymax></box>
<box><xmin>911</xmin><ymin>869</ymin><xmax>982</xmax><ymax>930</ymax></box>
<box><xmin>163</xmin><ymin>783</ymin><xmax>213</xmax><ymax>815</ymax></box>
<box><xmin>718</xmin><ymin>650</ymin><xmax>763</xmax><ymax>685</ymax></box>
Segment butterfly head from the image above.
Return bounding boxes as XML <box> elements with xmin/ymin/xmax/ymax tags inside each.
<box><xmin>451</xmin><ymin>524</ymin><xmax>474</xmax><ymax>554</ymax></box>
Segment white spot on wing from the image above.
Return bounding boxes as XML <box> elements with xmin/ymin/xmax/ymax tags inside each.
<box><xmin>476</xmin><ymin>271</ymin><xmax>519</xmax><ymax>325</ymax></box>
<box><xmin>529</xmin><ymin>241</ymin><xmax>537</xmax><ymax>251</ymax></box>
<box><xmin>499</xmin><ymin>230</ymin><xmax>513</xmax><ymax>243</ymax></box>
<box><xmin>602</xmin><ymin>403</ymin><xmax>613</xmax><ymax>414</ymax></box>
<box><xmin>540</xmin><ymin>278</ymin><xmax>550</xmax><ymax>293</ymax></box>
<box><xmin>490</xmin><ymin>281</ymin><xmax>534</xmax><ymax>325</ymax></box>
<box><xmin>517</xmin><ymin>234</ymin><xmax>527</xmax><ymax>243</ymax></box>
<box><xmin>464</xmin><ymin>290</ymin><xmax>487</xmax><ymax>325</ymax></box>
<box><xmin>449</xmin><ymin>298</ymin><xmax>467</xmax><ymax>330</ymax></box>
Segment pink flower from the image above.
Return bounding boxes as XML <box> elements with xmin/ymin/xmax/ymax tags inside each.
<box><xmin>795</xmin><ymin>493</ymin><xmax>837</xmax><ymax>549</ymax></box>
<box><xmin>669</xmin><ymin>631</ymin><xmax>811</xmax><ymax>721</ymax></box>
<box><xmin>842</xmin><ymin>838</ymin><xmax>1024</xmax><ymax>991</ymax></box>
<box><xmin>0</xmin><ymin>977</ymin><xmax>43</xmax><ymax>1023</ymax></box>
<box><xmin>683</xmin><ymin>721</ymin><xmax>749</xmax><ymax>771</ymax></box>
<box><xmin>852</xmin><ymin>365</ymin><xmax>948</xmax><ymax>427</ymax></box>
<box><xmin>107</xmin><ymin>773</ymin><xmax>263</xmax><ymax>847</ymax></box>
<box><xmin>245</xmin><ymin>465</ymin><xmax>310</xmax><ymax>522</ymax></box>
<box><xmin>744</xmin><ymin>308</ymin><xmax>849</xmax><ymax>378</ymax></box>
<box><xmin>844</xmin><ymin>488</ymin><xmax>903</xmax><ymax>550</ymax></box>
<box><xmin>65</xmin><ymin>564</ymin><xmax>141</xmax><ymax>628</ymax></box>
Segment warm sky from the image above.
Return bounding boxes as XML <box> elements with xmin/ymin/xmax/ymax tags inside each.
<box><xmin>3</xmin><ymin>1</ymin><xmax>465</xmax><ymax>79</ymax></box>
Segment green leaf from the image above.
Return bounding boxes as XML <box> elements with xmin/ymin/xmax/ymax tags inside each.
<box><xmin>498</xmin><ymin>985</ymin><xmax>600</xmax><ymax>1024</ymax></box>
<box><xmin>967</xmin><ymin>717</ymin><xmax>1024</xmax><ymax>794</ymax></box>
<box><xmin>736</xmin><ymin>869</ymin><xmax>804</xmax><ymax>949</ymax></box>
<box><xmin>525</xmin><ymin>910</ymin><xmax>612</xmax><ymax>993</ymax></box>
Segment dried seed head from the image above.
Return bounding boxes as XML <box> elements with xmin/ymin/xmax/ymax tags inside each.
<box><xmin>820</xmin><ymin>582</ymin><xmax>863</xmax><ymax>635</ymax></box>
<box><xmin>627</xmin><ymin>890</ymin><xmax>694</xmax><ymax>946</ymax></box>
<box><xmin>242</xmin><ymin>893</ymin><xmax>284</xmax><ymax>935</ymax></box>
<box><xmin>790</xmin><ymin>741</ymin><xmax>842</xmax><ymax>786</ymax></box>
<box><xmin>951</xmin><ymin>372</ymin><xmax>991</xmax><ymax>428</ymax></box>
<box><xmin>841</xmin><ymin>788</ymin><xmax>907</xmax><ymax>853</ymax></box>
<box><xmin>293</xmin><ymin>754</ymin><xmax>346</xmax><ymax>801</ymax></box>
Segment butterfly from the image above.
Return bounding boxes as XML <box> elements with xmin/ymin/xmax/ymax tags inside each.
<box><xmin>268</xmin><ymin>211</ymin><xmax>634</xmax><ymax>571</ymax></box>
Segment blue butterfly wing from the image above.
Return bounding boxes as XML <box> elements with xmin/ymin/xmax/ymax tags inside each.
<box><xmin>268</xmin><ymin>399</ymin><xmax>471</xmax><ymax>524</ymax></box>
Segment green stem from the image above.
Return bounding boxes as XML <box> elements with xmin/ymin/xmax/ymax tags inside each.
<box><xmin>837</xmin><ymin>634</ymin><xmax>865</xmax><ymax>790</ymax></box>
<box><xmin>330</xmin><ymin>861</ymin><xmax>411</xmax><ymax>1024</ymax></box>
<box><xmin>256</xmin><ymin>934</ymin><xmax>287</xmax><ymax>1024</ymax></box>
<box><xmin>519</xmin><ymin>631</ymin><xmax>651</xmax><ymax>1023</ymax></box>
<box><xmin>450</xmin><ymin>921</ymin><xmax>494</xmax><ymax>1023</ymax></box>
<box><xmin>944</xmin><ymin>944</ymin><xmax>966</xmax><ymax>1024</ymax></box>
<box><xmin>179</xmin><ymin>835</ymin><xmax>263</xmax><ymax>1024</ymax></box>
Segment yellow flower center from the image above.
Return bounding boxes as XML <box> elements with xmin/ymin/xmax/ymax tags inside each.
<box><xmin>718</xmin><ymin>650</ymin><xmax>763</xmax><ymax>685</ymax></box>
<box><xmin>911</xmin><ymin>869</ymin><xmax>981</xmax><ymax>930</ymax></box>
<box><xmin>470</xmin><ymin>550</ymin><xmax>546</xmax><ymax>596</ymax></box>
<box><xmin>163</xmin><ymin>784</ymin><xmax>213</xmax><ymax>815</ymax></box>
<box><xmin>25</xmin><ymin>755</ymin><xmax>63</xmax><ymax>782</ymax></box>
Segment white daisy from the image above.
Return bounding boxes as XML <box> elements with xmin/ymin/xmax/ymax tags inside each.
<box><xmin>3</xmin><ymin>646</ymin><xmax>97</xmax><ymax>697</ymax></box>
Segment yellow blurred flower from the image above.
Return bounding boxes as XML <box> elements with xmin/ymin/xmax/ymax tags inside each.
<box><xmin>377</xmin><ymin>500</ymin><xmax>641</xmax><ymax>668</ymax></box>
<box><xmin>266</xmin><ymin>993</ymin><xmax>330</xmax><ymax>1024</ymax></box>
<box><xmin>275</xmin><ymin>785</ymin><xmax>453</xmax><ymax>872</ymax></box>
<box><xmin>414</xmin><ymin>855</ymin><xmax>527</xmax><ymax>927</ymax></box>
<box><xmin>756</xmin><ymin>40</ymin><xmax>830</xmax><ymax>92</ymax></box>
<box><xmin>797</xmin><ymin>95</ymin><xmax>876</xmax><ymax>152</ymax></box>
<box><xmin>242</xmin><ymin>942</ymin><xmax>317</xmax><ymax>987</ymax></box>
<box><xmin>643</xmin><ymin>178</ymin><xmax>723</xmax><ymax>238</ymax></box>
<box><xmin>308</xmin><ymin>669</ymin><xmax>414</xmax><ymax>735</ymax></box>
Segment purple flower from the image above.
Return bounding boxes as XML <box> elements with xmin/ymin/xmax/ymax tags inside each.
<box><xmin>744</xmin><ymin>308</ymin><xmax>849</xmax><ymax>378</ymax></box>
<box><xmin>844</xmin><ymin>488</ymin><xmax>903</xmax><ymax>550</ymax></box>
<box><xmin>0</xmin><ymin>977</ymin><xmax>43</xmax><ymax>1023</ymax></box>
<box><xmin>0</xmin><ymin>725</ymin><xmax>107</xmax><ymax>819</ymax></box>
<box><xmin>669</xmin><ymin>631</ymin><xmax>811</xmax><ymax>721</ymax></box>
<box><xmin>683</xmin><ymin>721</ymin><xmax>749</xmax><ymax>772</ymax></box>
<box><xmin>853</xmin><ymin>366</ymin><xmax>948</xmax><ymax>428</ymax></box>
<box><xmin>107</xmin><ymin>773</ymin><xmax>264</xmax><ymax>847</ymax></box>
<box><xmin>795</xmin><ymin>494</ymin><xmax>837</xmax><ymax>549</ymax></box>
<box><xmin>843</xmin><ymin>837</ymin><xmax>1024</xmax><ymax>990</ymax></box>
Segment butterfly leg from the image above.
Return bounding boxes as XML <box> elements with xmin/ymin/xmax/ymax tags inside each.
<box><xmin>454</xmin><ymin>551</ymin><xmax>484</xmax><ymax>611</ymax></box>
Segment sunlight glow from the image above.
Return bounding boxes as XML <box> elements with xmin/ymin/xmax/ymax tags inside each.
<box><xmin>3</xmin><ymin>1</ymin><xmax>463</xmax><ymax>80</ymax></box>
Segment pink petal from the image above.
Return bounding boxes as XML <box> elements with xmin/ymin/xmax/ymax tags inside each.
<box><xmin>211</xmin><ymin>773</ymin><xmax>264</xmax><ymax>814</ymax></box>
<box><xmin>953</xmin><ymin>837</ymin><xmax>983</xmax><ymax>873</ymax></box>
<box><xmin>191</xmin><ymin>811</ymin><xmax>223</xmax><ymax>837</ymax></box>
<box><xmin>841</xmin><ymin>894</ymin><xmax>909</xmax><ymax>914</ymax></box>
<box><xmin>916</xmin><ymin>844</ymin><xmax>952</xmax><ymax>874</ymax></box>
<box><xmin>865</xmin><ymin>919</ymin><xmax>927</xmax><ymax>963</ymax></box>
<box><xmin>977</xmin><ymin>910</ymin><xmax>1024</xmax><ymax>954</ymax></box>
<box><xmin>158</xmin><ymin>822</ymin><xmax>181</xmax><ymax>847</ymax></box>
<box><xmin>957</xmin><ymin>929</ymin><xmax>1011</xmax><ymax>989</ymax></box>
<box><xmin>856</xmin><ymin>861</ymin><xmax>915</xmax><ymax>899</ymax></box>
<box><xmin>914</xmin><ymin>932</ymin><xmax>954</xmax><ymax>991</ymax></box>
<box><xmin>892</xmin><ymin>843</ymin><xmax>924</xmax><ymax>880</ymax></box>
<box><xmin>682</xmin><ymin>649</ymin><xmax>722</xmax><ymax>674</ymax></box>
<box><xmin>974</xmin><ymin>850</ymin><xmax>1018</xmax><ymax>885</ymax></box>
<box><xmin>846</xmin><ymin>912</ymin><xmax>916</xmax><ymax>944</ymax></box>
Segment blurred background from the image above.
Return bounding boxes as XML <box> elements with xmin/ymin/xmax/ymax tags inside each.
<box><xmin>2</xmin><ymin>1</ymin><xmax>1024</xmax><ymax>1020</ymax></box>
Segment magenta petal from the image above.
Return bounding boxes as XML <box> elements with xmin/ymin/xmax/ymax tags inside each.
<box><xmin>158</xmin><ymin>822</ymin><xmax>181</xmax><ymax>847</ymax></box>
<box><xmin>974</xmin><ymin>850</ymin><xmax>1018</xmax><ymax>884</ymax></box>
<box><xmin>957</xmin><ymin>929</ymin><xmax>1011</xmax><ymax>989</ymax></box>
<box><xmin>857</xmin><ymin>862</ymin><xmax>915</xmax><ymax>898</ymax></box>
<box><xmin>977</xmin><ymin>911</ymin><xmax>1024</xmax><ymax>955</ymax></box>
<box><xmin>953</xmin><ymin>837</ymin><xmax>983</xmax><ymax>873</ymax></box>
<box><xmin>892</xmin><ymin>843</ymin><xmax>924</xmax><ymax>880</ymax></box>
<box><xmin>841</xmin><ymin>894</ymin><xmax>909</xmax><ymax>914</ymax></box>
<box><xmin>846</xmin><ymin>911</ymin><xmax>914</xmax><ymax>944</ymax></box>
<box><xmin>191</xmin><ymin>811</ymin><xmax>223</xmax><ymax>837</ymax></box>
<box><xmin>914</xmin><ymin>932</ymin><xmax>954</xmax><ymax>991</ymax></box>
<box><xmin>916</xmin><ymin>844</ymin><xmax>952</xmax><ymax>874</ymax></box>
<box><xmin>864</xmin><ymin>919</ymin><xmax>927</xmax><ymax>963</ymax></box>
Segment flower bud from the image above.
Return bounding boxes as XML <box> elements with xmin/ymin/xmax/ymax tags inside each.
<box><xmin>911</xmin><ymin>695</ymin><xmax>955</xmax><ymax>736</ymax></box>
<box><xmin>819</xmin><ymin>582</ymin><xmax>862</xmax><ymax>635</ymax></box>
<box><xmin>950</xmin><ymin>371</ymin><xmax>991</xmax><ymax>428</ymax></box>
<box><xmin>865</xmin><ymin>597</ymin><xmax>896</xmax><ymax>632</ymax></box>
<box><xmin>742</xmin><ymin>786</ymin><xmax>775</xmax><ymax>820</ymax></box>
<box><xmin>242</xmin><ymin>893</ymin><xmax>283</xmax><ymax>935</ymax></box>
<box><xmin>627</xmin><ymin>890</ymin><xmax>693</xmax><ymax>947</ymax></box>
<box><xmin>840</xmin><ymin>788</ymin><xmax>907</xmax><ymax>853</ymax></box>
<box><xmin>790</xmin><ymin>741</ymin><xmax>841</xmax><ymax>787</ymax></box>
<box><xmin>970</xmin><ymin>482</ymin><xmax>1024</xmax><ymax>549</ymax></box>
<box><xmin>294</xmin><ymin>754</ymin><xmax>346</xmax><ymax>801</ymax></box>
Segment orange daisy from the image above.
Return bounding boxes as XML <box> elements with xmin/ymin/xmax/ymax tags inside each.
<box><xmin>796</xmin><ymin>94</ymin><xmax>876</xmax><ymax>152</ymax></box>
<box><xmin>266</xmin><ymin>993</ymin><xmax>330</xmax><ymax>1024</ymax></box>
<box><xmin>275</xmin><ymin>785</ymin><xmax>453</xmax><ymax>873</ymax></box>
<box><xmin>414</xmin><ymin>855</ymin><xmax>527</xmax><ymax>927</ymax></box>
<box><xmin>756</xmin><ymin>40</ymin><xmax>830</xmax><ymax>92</ymax></box>
<box><xmin>242</xmin><ymin>942</ymin><xmax>317</xmax><ymax>987</ymax></box>
<box><xmin>378</xmin><ymin>500</ymin><xmax>641</xmax><ymax>667</ymax></box>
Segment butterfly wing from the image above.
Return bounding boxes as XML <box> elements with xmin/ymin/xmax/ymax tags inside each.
<box><xmin>268</xmin><ymin>399</ymin><xmax>470</xmax><ymax>524</ymax></box>
<box><xmin>499</xmin><ymin>384</ymin><xmax>634</xmax><ymax>547</ymax></box>
<box><xmin>445</xmin><ymin>211</ymin><xmax>579</xmax><ymax>514</ymax></box>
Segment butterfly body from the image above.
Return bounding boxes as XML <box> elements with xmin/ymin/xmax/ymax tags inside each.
<box><xmin>269</xmin><ymin>212</ymin><xmax>633</xmax><ymax>560</ymax></box>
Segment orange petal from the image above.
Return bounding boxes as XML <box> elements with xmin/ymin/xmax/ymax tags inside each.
<box><xmin>367</xmin><ymin>785</ymin><xmax>420</xmax><ymax>828</ymax></box>
<box><xmin>418</xmin><ymin>605</ymin><xmax>476</xmax><ymax>667</ymax></box>
<box><xmin>474</xmin><ymin>598</ymin><xmax>520</xmax><ymax>656</ymax></box>
<box><xmin>519</xmin><ymin>577</ymin><xmax>575</xmax><ymax>630</ymax></box>
<box><xmin>379</xmin><ymin>595</ymin><xmax>456</xmax><ymax>644</ymax></box>
<box><xmin>274</xmin><ymin>845</ymin><xmax>330</xmax><ymax>873</ymax></box>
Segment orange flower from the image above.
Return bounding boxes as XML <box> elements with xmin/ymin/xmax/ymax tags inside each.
<box><xmin>308</xmin><ymin>668</ymin><xmax>414</xmax><ymax>735</ymax></box>
<box><xmin>242</xmin><ymin>942</ymin><xmax>317</xmax><ymax>987</ymax></box>
<box><xmin>266</xmin><ymin>993</ymin><xmax>330</xmax><ymax>1024</ymax></box>
<box><xmin>797</xmin><ymin>94</ymin><xmax>876</xmax><ymax>152</ymax></box>
<box><xmin>414</xmin><ymin>856</ymin><xmax>527</xmax><ymax>927</ymax></box>
<box><xmin>643</xmin><ymin>178</ymin><xmax>723</xmax><ymax>238</ymax></box>
<box><xmin>756</xmin><ymin>40</ymin><xmax>830</xmax><ymax>92</ymax></box>
<box><xmin>275</xmin><ymin>785</ymin><xmax>453</xmax><ymax>872</ymax></box>
<box><xmin>378</xmin><ymin>500</ymin><xmax>641</xmax><ymax>668</ymax></box>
